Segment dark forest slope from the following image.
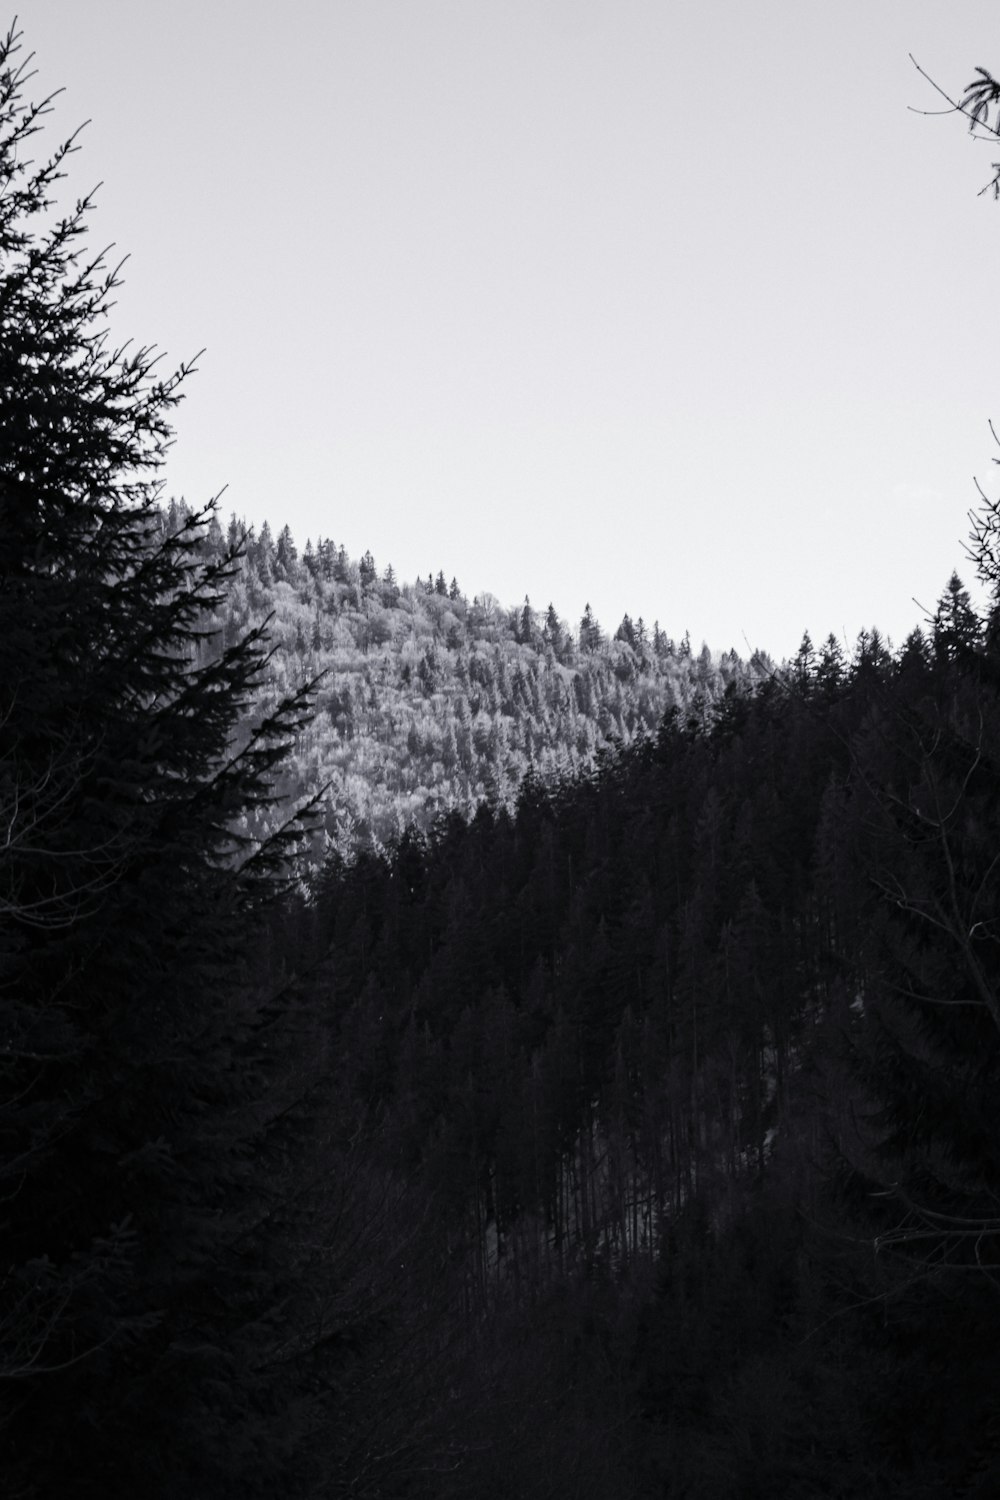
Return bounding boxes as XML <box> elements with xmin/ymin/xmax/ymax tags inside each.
<box><xmin>230</xmin><ymin>559</ymin><xmax>1000</xmax><ymax>1497</ymax></box>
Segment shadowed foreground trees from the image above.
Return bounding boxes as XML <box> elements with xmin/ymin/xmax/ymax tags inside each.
<box><xmin>0</xmin><ymin>26</ymin><xmax>361</xmax><ymax>1496</ymax></box>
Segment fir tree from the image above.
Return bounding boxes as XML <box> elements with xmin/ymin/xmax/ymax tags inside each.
<box><xmin>837</xmin><ymin>524</ymin><xmax>1000</xmax><ymax>1281</ymax></box>
<box><xmin>615</xmin><ymin>613</ymin><xmax>637</xmax><ymax>650</ymax></box>
<box><xmin>254</xmin><ymin>517</ymin><xmax>276</xmax><ymax>583</ymax></box>
<box><xmin>932</xmin><ymin>570</ymin><xmax>980</xmax><ymax>662</ymax></box>
<box><xmin>0</xmin><ymin>29</ymin><xmax>329</xmax><ymax>1495</ymax></box>
<box><xmin>359</xmin><ymin>548</ymin><xmax>377</xmax><ymax>590</ymax></box>
<box><xmin>579</xmin><ymin>602</ymin><xmax>602</xmax><ymax>652</ymax></box>
<box><xmin>816</xmin><ymin>631</ymin><xmax>846</xmax><ymax>698</ymax></box>
<box><xmin>382</xmin><ymin>561</ymin><xmax>400</xmax><ymax>604</ymax></box>
<box><xmin>275</xmin><ymin>521</ymin><xmax>297</xmax><ymax>578</ymax></box>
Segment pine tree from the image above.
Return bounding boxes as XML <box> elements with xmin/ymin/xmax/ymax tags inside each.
<box><xmin>382</xmin><ymin>561</ymin><xmax>400</xmax><ymax>605</ymax></box>
<box><xmin>580</xmin><ymin>602</ymin><xmax>602</xmax><ymax>652</ymax></box>
<box><xmin>543</xmin><ymin>602</ymin><xmax>562</xmax><ymax>654</ymax></box>
<box><xmin>275</xmin><ymin>520</ymin><xmax>298</xmax><ymax>579</ymax></box>
<box><xmin>816</xmin><ymin>632</ymin><xmax>845</xmax><ymax>698</ymax></box>
<box><xmin>359</xmin><ymin>547</ymin><xmax>377</xmax><ymax>590</ymax></box>
<box><xmin>652</xmin><ymin>620</ymin><xmax>674</xmax><ymax>658</ymax></box>
<box><xmin>794</xmin><ymin>630</ymin><xmax>816</xmax><ymax>689</ymax></box>
<box><xmin>932</xmin><ymin>570</ymin><xmax>980</xmax><ymax>662</ymax></box>
<box><xmin>0</xmin><ymin>29</ymin><xmax>329</xmax><ymax>1495</ymax></box>
<box><xmin>818</xmin><ymin>567</ymin><xmax>1000</xmax><ymax>1477</ymax></box>
<box><xmin>316</xmin><ymin>536</ymin><xmax>336</xmax><ymax>580</ymax></box>
<box><xmin>833</xmin><ymin>503</ymin><xmax>1000</xmax><ymax>1290</ymax></box>
<box><xmin>615</xmin><ymin>613</ymin><xmax>637</xmax><ymax>650</ymax></box>
<box><xmin>254</xmin><ymin>517</ymin><xmax>276</xmax><ymax>583</ymax></box>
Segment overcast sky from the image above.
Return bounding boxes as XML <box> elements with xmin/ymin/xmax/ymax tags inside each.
<box><xmin>18</xmin><ymin>0</ymin><xmax>1000</xmax><ymax>659</ymax></box>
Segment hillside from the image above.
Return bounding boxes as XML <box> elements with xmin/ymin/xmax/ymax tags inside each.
<box><xmin>265</xmin><ymin>565</ymin><xmax>1000</xmax><ymax>1497</ymax></box>
<box><xmin>170</xmin><ymin>499</ymin><xmax>777</xmax><ymax>857</ymax></box>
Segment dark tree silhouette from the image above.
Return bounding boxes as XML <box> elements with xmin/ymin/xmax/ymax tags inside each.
<box><xmin>0</xmin><ymin>26</ymin><xmax>332</xmax><ymax>1496</ymax></box>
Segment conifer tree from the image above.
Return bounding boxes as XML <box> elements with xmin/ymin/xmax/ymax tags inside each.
<box><xmin>579</xmin><ymin>602</ymin><xmax>602</xmax><ymax>652</ymax></box>
<box><xmin>275</xmin><ymin>520</ymin><xmax>298</xmax><ymax>578</ymax></box>
<box><xmin>931</xmin><ymin>570</ymin><xmax>980</xmax><ymax>661</ymax></box>
<box><xmin>359</xmin><ymin>547</ymin><xmax>377</xmax><ymax>590</ymax></box>
<box><xmin>382</xmin><ymin>561</ymin><xmax>399</xmax><ymax>604</ymax></box>
<box><xmin>615</xmin><ymin>613</ymin><xmax>637</xmax><ymax>649</ymax></box>
<box><xmin>519</xmin><ymin>594</ymin><xmax>534</xmax><ymax>645</ymax></box>
<box><xmin>835</xmin><ymin>522</ymin><xmax>1000</xmax><ymax>1289</ymax></box>
<box><xmin>0</xmin><ymin>27</ymin><xmax>327</xmax><ymax>1495</ymax></box>
<box><xmin>254</xmin><ymin>517</ymin><xmax>276</xmax><ymax>583</ymax></box>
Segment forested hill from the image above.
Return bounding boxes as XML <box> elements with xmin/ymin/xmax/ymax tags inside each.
<box><xmin>167</xmin><ymin>498</ymin><xmax>779</xmax><ymax>854</ymax></box>
<box><xmin>262</xmin><ymin>562</ymin><xmax>1000</xmax><ymax>1496</ymax></box>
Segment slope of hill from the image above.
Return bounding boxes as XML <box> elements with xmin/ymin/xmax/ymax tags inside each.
<box><xmin>171</xmin><ymin>500</ymin><xmax>776</xmax><ymax>857</ymax></box>
<box><xmin>264</xmin><ymin>564</ymin><xmax>1000</xmax><ymax>1497</ymax></box>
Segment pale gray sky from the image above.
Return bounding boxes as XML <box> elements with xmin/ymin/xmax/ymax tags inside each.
<box><xmin>18</xmin><ymin>0</ymin><xmax>1000</xmax><ymax>658</ymax></box>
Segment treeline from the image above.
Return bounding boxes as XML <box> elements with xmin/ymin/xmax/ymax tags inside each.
<box><xmin>171</xmin><ymin>496</ymin><xmax>777</xmax><ymax>859</ymax></box>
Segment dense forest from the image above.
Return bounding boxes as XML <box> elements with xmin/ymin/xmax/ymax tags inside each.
<box><xmin>173</xmin><ymin>493</ymin><xmax>778</xmax><ymax>861</ymax></box>
<box><xmin>5</xmin><ymin>24</ymin><xmax>1000</xmax><ymax>1498</ymax></box>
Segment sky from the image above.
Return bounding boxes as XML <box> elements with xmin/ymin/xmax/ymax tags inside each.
<box><xmin>15</xmin><ymin>0</ymin><xmax>1000</xmax><ymax>660</ymax></box>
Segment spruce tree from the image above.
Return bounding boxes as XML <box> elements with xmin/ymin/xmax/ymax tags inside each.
<box><xmin>830</xmin><ymin>553</ymin><xmax>1000</xmax><ymax>1271</ymax></box>
<box><xmin>0</xmin><ymin>26</ymin><xmax>326</xmax><ymax>1495</ymax></box>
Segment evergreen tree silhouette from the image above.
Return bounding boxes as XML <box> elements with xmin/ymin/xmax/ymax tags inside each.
<box><xmin>0</xmin><ymin>27</ymin><xmax>327</xmax><ymax>1495</ymax></box>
